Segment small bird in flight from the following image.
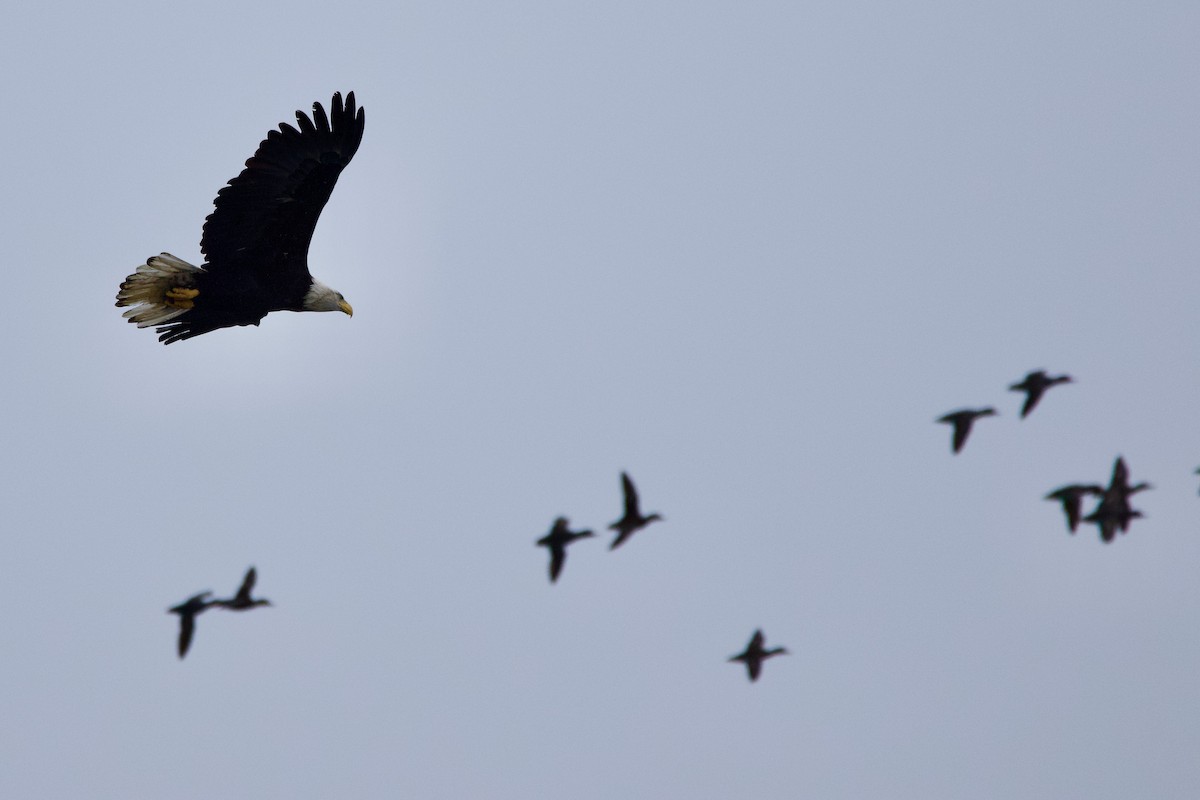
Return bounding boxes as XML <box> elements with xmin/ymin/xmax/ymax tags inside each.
<box><xmin>1044</xmin><ymin>484</ymin><xmax>1104</xmax><ymax>533</ymax></box>
<box><xmin>936</xmin><ymin>408</ymin><xmax>997</xmax><ymax>454</ymax></box>
<box><xmin>1083</xmin><ymin>456</ymin><xmax>1151</xmax><ymax>543</ymax></box>
<box><xmin>609</xmin><ymin>472</ymin><xmax>663</xmax><ymax>550</ymax></box>
<box><xmin>1009</xmin><ymin>371</ymin><xmax>1072</xmax><ymax>418</ymax></box>
<box><xmin>729</xmin><ymin>629</ymin><xmax>788</xmax><ymax>682</ymax></box>
<box><xmin>211</xmin><ymin>567</ymin><xmax>272</xmax><ymax>611</ymax></box>
<box><xmin>536</xmin><ymin>517</ymin><xmax>594</xmax><ymax>583</ymax></box>
<box><xmin>168</xmin><ymin>591</ymin><xmax>214</xmax><ymax>659</ymax></box>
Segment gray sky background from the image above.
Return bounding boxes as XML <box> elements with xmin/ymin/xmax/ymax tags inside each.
<box><xmin>1</xmin><ymin>2</ymin><xmax>1199</xmax><ymax>797</ymax></box>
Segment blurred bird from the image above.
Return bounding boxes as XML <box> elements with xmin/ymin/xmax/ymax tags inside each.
<box><xmin>1107</xmin><ymin>457</ymin><xmax>1152</xmax><ymax>518</ymax></box>
<box><xmin>1084</xmin><ymin>456</ymin><xmax>1151</xmax><ymax>543</ymax></box>
<box><xmin>536</xmin><ymin>517</ymin><xmax>594</xmax><ymax>583</ymax></box>
<box><xmin>1044</xmin><ymin>484</ymin><xmax>1104</xmax><ymax>533</ymax></box>
<box><xmin>168</xmin><ymin>591</ymin><xmax>214</xmax><ymax>659</ymax></box>
<box><xmin>728</xmin><ymin>629</ymin><xmax>788</xmax><ymax>682</ymax></box>
<box><xmin>936</xmin><ymin>408</ymin><xmax>997</xmax><ymax>454</ymax></box>
<box><xmin>212</xmin><ymin>567</ymin><xmax>272</xmax><ymax>611</ymax></box>
<box><xmin>1009</xmin><ymin>370</ymin><xmax>1072</xmax><ymax>418</ymax></box>
<box><xmin>1084</xmin><ymin>503</ymin><xmax>1143</xmax><ymax>543</ymax></box>
<box><xmin>609</xmin><ymin>472</ymin><xmax>663</xmax><ymax>550</ymax></box>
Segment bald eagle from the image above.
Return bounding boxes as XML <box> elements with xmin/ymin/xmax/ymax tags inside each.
<box><xmin>116</xmin><ymin>92</ymin><xmax>364</xmax><ymax>344</ymax></box>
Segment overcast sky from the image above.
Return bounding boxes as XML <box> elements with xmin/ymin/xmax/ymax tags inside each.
<box><xmin>1</xmin><ymin>2</ymin><xmax>1199</xmax><ymax>798</ymax></box>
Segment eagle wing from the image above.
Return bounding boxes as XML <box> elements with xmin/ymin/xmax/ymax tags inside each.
<box><xmin>200</xmin><ymin>92</ymin><xmax>365</xmax><ymax>296</ymax></box>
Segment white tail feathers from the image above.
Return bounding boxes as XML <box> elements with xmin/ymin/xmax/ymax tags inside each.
<box><xmin>116</xmin><ymin>253</ymin><xmax>205</xmax><ymax>327</ymax></box>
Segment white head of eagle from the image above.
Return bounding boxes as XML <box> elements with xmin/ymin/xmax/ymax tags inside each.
<box><xmin>116</xmin><ymin>92</ymin><xmax>364</xmax><ymax>344</ymax></box>
<box><xmin>304</xmin><ymin>280</ymin><xmax>354</xmax><ymax>316</ymax></box>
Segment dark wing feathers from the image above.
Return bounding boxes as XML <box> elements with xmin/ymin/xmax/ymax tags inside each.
<box><xmin>178</xmin><ymin>613</ymin><xmax>196</xmax><ymax>658</ymax></box>
<box><xmin>1019</xmin><ymin>389</ymin><xmax>1040</xmax><ymax>418</ymax></box>
<box><xmin>950</xmin><ymin>419</ymin><xmax>970</xmax><ymax>453</ymax></box>
<box><xmin>621</xmin><ymin>472</ymin><xmax>639</xmax><ymax>516</ymax></box>
<box><xmin>548</xmin><ymin>547</ymin><xmax>566</xmax><ymax>583</ymax></box>
<box><xmin>310</xmin><ymin>99</ymin><xmax>330</xmax><ymax>133</ymax></box>
<box><xmin>235</xmin><ymin>567</ymin><xmax>257</xmax><ymax>603</ymax></box>
<box><xmin>200</xmin><ymin>92</ymin><xmax>365</xmax><ymax>289</ymax></box>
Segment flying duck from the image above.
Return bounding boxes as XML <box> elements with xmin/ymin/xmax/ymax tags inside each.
<box><xmin>1084</xmin><ymin>457</ymin><xmax>1151</xmax><ymax>543</ymax></box>
<box><xmin>211</xmin><ymin>567</ymin><xmax>272</xmax><ymax>611</ymax></box>
<box><xmin>1009</xmin><ymin>371</ymin><xmax>1072</xmax><ymax>418</ymax></box>
<box><xmin>936</xmin><ymin>408</ymin><xmax>997</xmax><ymax>454</ymax></box>
<box><xmin>536</xmin><ymin>517</ymin><xmax>594</xmax><ymax>583</ymax></box>
<box><xmin>1044</xmin><ymin>484</ymin><xmax>1105</xmax><ymax>532</ymax></box>
<box><xmin>729</xmin><ymin>629</ymin><xmax>788</xmax><ymax>682</ymax></box>
<box><xmin>609</xmin><ymin>471</ymin><xmax>663</xmax><ymax>550</ymax></box>
<box><xmin>168</xmin><ymin>591</ymin><xmax>214</xmax><ymax>659</ymax></box>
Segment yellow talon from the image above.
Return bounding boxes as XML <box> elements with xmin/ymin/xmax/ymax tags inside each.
<box><xmin>163</xmin><ymin>286</ymin><xmax>199</xmax><ymax>310</ymax></box>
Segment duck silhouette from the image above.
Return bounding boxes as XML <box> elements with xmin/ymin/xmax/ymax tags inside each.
<box><xmin>729</xmin><ymin>629</ymin><xmax>788</xmax><ymax>682</ymax></box>
<box><xmin>168</xmin><ymin>591</ymin><xmax>214</xmax><ymax>659</ymax></box>
<box><xmin>1084</xmin><ymin>457</ymin><xmax>1151</xmax><ymax>543</ymax></box>
<box><xmin>1044</xmin><ymin>484</ymin><xmax>1104</xmax><ymax>532</ymax></box>
<box><xmin>536</xmin><ymin>517</ymin><xmax>594</xmax><ymax>583</ymax></box>
<box><xmin>211</xmin><ymin>567</ymin><xmax>272</xmax><ymax>611</ymax></box>
<box><xmin>1084</xmin><ymin>504</ymin><xmax>1143</xmax><ymax>543</ymax></box>
<box><xmin>1108</xmin><ymin>457</ymin><xmax>1151</xmax><ymax>501</ymax></box>
<box><xmin>609</xmin><ymin>472</ymin><xmax>663</xmax><ymax>550</ymax></box>
<box><xmin>936</xmin><ymin>408</ymin><xmax>997</xmax><ymax>453</ymax></box>
<box><xmin>1009</xmin><ymin>371</ymin><xmax>1072</xmax><ymax>418</ymax></box>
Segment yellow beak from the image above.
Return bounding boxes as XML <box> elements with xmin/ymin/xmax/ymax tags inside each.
<box><xmin>338</xmin><ymin>299</ymin><xmax>354</xmax><ymax>317</ymax></box>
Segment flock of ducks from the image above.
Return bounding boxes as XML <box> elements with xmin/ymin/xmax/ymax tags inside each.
<box><xmin>533</xmin><ymin>471</ymin><xmax>664</xmax><ymax>584</ymax></box>
<box><xmin>167</xmin><ymin>567</ymin><xmax>272</xmax><ymax>658</ymax></box>
<box><xmin>530</xmin><ymin>471</ymin><xmax>788</xmax><ymax>683</ymax></box>
<box><xmin>168</xmin><ymin>367</ymin><xmax>1164</xmax><ymax>672</ymax></box>
<box><xmin>1045</xmin><ymin>457</ymin><xmax>1150</xmax><ymax>544</ymax></box>
<box><xmin>169</xmin><ymin>473</ymin><xmax>789</xmax><ymax>682</ymax></box>
<box><xmin>938</xmin><ymin>369</ymin><xmax>1152</xmax><ymax>544</ymax></box>
<box><xmin>936</xmin><ymin>369</ymin><xmax>1074</xmax><ymax>454</ymax></box>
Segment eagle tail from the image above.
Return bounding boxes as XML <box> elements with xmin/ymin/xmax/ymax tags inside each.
<box><xmin>116</xmin><ymin>253</ymin><xmax>205</xmax><ymax>327</ymax></box>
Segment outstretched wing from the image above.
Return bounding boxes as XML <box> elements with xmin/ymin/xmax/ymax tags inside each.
<box><xmin>621</xmin><ymin>472</ymin><xmax>640</xmax><ymax>517</ymax></box>
<box><xmin>950</xmin><ymin>419</ymin><xmax>970</xmax><ymax>453</ymax></box>
<box><xmin>1019</xmin><ymin>387</ymin><xmax>1043</xmax><ymax>418</ymax></box>
<box><xmin>178</xmin><ymin>614</ymin><xmax>196</xmax><ymax>658</ymax></box>
<box><xmin>200</xmin><ymin>92</ymin><xmax>365</xmax><ymax>294</ymax></box>
<box><xmin>1110</xmin><ymin>457</ymin><xmax>1129</xmax><ymax>491</ymax></box>
<box><xmin>235</xmin><ymin>567</ymin><xmax>257</xmax><ymax>604</ymax></box>
<box><xmin>548</xmin><ymin>546</ymin><xmax>566</xmax><ymax>583</ymax></box>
